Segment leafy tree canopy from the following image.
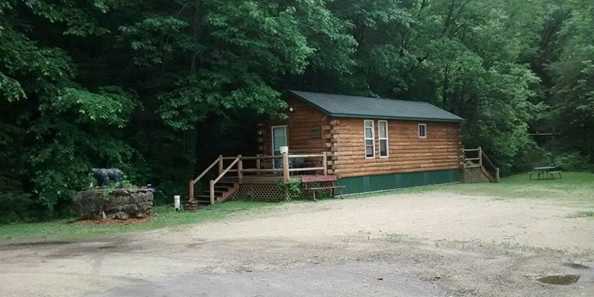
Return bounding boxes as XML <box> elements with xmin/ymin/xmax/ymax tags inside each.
<box><xmin>1</xmin><ymin>0</ymin><xmax>593</xmax><ymax>221</ymax></box>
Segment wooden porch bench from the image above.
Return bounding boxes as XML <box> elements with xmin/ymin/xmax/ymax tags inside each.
<box><xmin>308</xmin><ymin>185</ymin><xmax>346</xmax><ymax>200</ymax></box>
<box><xmin>300</xmin><ymin>175</ymin><xmax>344</xmax><ymax>200</ymax></box>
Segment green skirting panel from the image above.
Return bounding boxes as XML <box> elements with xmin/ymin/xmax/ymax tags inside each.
<box><xmin>337</xmin><ymin>169</ymin><xmax>461</xmax><ymax>195</ymax></box>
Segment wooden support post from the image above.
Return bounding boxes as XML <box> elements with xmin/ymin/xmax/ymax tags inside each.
<box><xmin>237</xmin><ymin>155</ymin><xmax>243</xmax><ymax>182</ymax></box>
<box><xmin>478</xmin><ymin>146</ymin><xmax>483</xmax><ymax>167</ymax></box>
<box><xmin>188</xmin><ymin>180</ymin><xmax>194</xmax><ymax>204</ymax></box>
<box><xmin>282</xmin><ymin>151</ymin><xmax>290</xmax><ymax>183</ymax></box>
<box><xmin>218</xmin><ymin>155</ymin><xmax>224</xmax><ymax>175</ymax></box>
<box><xmin>209</xmin><ymin>180</ymin><xmax>215</xmax><ymax>205</ymax></box>
<box><xmin>322</xmin><ymin>152</ymin><xmax>328</xmax><ymax>176</ymax></box>
<box><xmin>256</xmin><ymin>154</ymin><xmax>261</xmax><ymax>176</ymax></box>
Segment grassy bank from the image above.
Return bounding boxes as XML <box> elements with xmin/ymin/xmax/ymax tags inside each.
<box><xmin>3</xmin><ymin>171</ymin><xmax>593</xmax><ymax>243</ymax></box>
<box><xmin>343</xmin><ymin>171</ymin><xmax>594</xmax><ymax>208</ymax></box>
<box><xmin>445</xmin><ymin>171</ymin><xmax>594</xmax><ymax>204</ymax></box>
<box><xmin>0</xmin><ymin>201</ymin><xmax>276</xmax><ymax>242</ymax></box>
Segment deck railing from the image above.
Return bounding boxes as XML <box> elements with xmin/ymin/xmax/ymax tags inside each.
<box><xmin>189</xmin><ymin>152</ymin><xmax>328</xmax><ymax>206</ymax></box>
<box><xmin>226</xmin><ymin>152</ymin><xmax>328</xmax><ymax>180</ymax></box>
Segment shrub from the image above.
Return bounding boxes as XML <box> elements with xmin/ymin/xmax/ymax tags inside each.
<box><xmin>512</xmin><ymin>143</ymin><xmax>551</xmax><ymax>172</ymax></box>
<box><xmin>277</xmin><ymin>180</ymin><xmax>302</xmax><ymax>200</ymax></box>
<box><xmin>554</xmin><ymin>152</ymin><xmax>593</xmax><ymax>171</ymax></box>
<box><xmin>0</xmin><ymin>191</ymin><xmax>37</xmax><ymax>224</ymax></box>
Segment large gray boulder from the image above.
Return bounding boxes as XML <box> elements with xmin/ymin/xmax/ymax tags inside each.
<box><xmin>73</xmin><ymin>187</ymin><xmax>153</xmax><ymax>220</ymax></box>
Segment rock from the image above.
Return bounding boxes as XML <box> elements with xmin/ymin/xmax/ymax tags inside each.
<box><xmin>73</xmin><ymin>187</ymin><xmax>153</xmax><ymax>220</ymax></box>
<box><xmin>114</xmin><ymin>212</ymin><xmax>129</xmax><ymax>220</ymax></box>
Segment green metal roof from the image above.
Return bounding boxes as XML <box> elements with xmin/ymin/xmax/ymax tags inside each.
<box><xmin>290</xmin><ymin>90</ymin><xmax>463</xmax><ymax>123</ymax></box>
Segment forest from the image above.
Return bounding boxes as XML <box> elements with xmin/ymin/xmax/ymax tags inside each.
<box><xmin>1</xmin><ymin>0</ymin><xmax>593</xmax><ymax>221</ymax></box>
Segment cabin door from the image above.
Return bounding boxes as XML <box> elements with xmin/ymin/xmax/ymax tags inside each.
<box><xmin>272</xmin><ymin>125</ymin><xmax>288</xmax><ymax>169</ymax></box>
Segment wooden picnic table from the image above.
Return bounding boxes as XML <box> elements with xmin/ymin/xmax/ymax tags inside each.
<box><xmin>301</xmin><ymin>175</ymin><xmax>345</xmax><ymax>200</ymax></box>
<box><xmin>530</xmin><ymin>166</ymin><xmax>562</xmax><ymax>180</ymax></box>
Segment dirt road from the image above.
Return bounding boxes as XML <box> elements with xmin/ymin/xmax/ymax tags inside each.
<box><xmin>1</xmin><ymin>192</ymin><xmax>593</xmax><ymax>297</ymax></box>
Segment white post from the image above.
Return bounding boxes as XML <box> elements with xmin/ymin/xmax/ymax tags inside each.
<box><xmin>209</xmin><ymin>180</ymin><xmax>215</xmax><ymax>205</ymax></box>
<box><xmin>174</xmin><ymin>195</ymin><xmax>181</xmax><ymax>211</ymax></box>
<box><xmin>322</xmin><ymin>152</ymin><xmax>328</xmax><ymax>176</ymax></box>
<box><xmin>281</xmin><ymin>146</ymin><xmax>290</xmax><ymax>183</ymax></box>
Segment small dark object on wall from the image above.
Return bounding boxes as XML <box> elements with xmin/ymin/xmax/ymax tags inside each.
<box><xmin>92</xmin><ymin>168</ymin><xmax>124</xmax><ymax>187</ymax></box>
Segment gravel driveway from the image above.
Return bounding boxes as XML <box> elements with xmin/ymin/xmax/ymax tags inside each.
<box><xmin>1</xmin><ymin>191</ymin><xmax>593</xmax><ymax>297</ymax></box>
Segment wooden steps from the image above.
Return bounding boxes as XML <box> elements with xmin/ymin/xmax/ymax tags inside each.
<box><xmin>463</xmin><ymin>147</ymin><xmax>500</xmax><ymax>183</ymax></box>
<box><xmin>186</xmin><ymin>182</ymin><xmax>239</xmax><ymax>210</ymax></box>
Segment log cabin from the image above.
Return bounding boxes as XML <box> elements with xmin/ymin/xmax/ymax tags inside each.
<box><xmin>188</xmin><ymin>90</ymin><xmax>496</xmax><ymax>209</ymax></box>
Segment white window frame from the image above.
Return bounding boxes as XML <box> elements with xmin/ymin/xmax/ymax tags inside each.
<box><xmin>418</xmin><ymin>123</ymin><xmax>427</xmax><ymax>139</ymax></box>
<box><xmin>364</xmin><ymin>120</ymin><xmax>375</xmax><ymax>159</ymax></box>
<box><xmin>378</xmin><ymin>120</ymin><xmax>389</xmax><ymax>158</ymax></box>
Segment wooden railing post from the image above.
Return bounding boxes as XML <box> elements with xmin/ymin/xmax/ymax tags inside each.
<box><xmin>322</xmin><ymin>152</ymin><xmax>328</xmax><ymax>176</ymax></box>
<box><xmin>209</xmin><ymin>180</ymin><xmax>215</xmax><ymax>205</ymax></box>
<box><xmin>256</xmin><ymin>154</ymin><xmax>261</xmax><ymax>175</ymax></box>
<box><xmin>282</xmin><ymin>151</ymin><xmax>290</xmax><ymax>183</ymax></box>
<box><xmin>478</xmin><ymin>146</ymin><xmax>483</xmax><ymax>167</ymax></box>
<box><xmin>188</xmin><ymin>180</ymin><xmax>194</xmax><ymax>203</ymax></box>
<box><xmin>237</xmin><ymin>155</ymin><xmax>243</xmax><ymax>182</ymax></box>
<box><xmin>218</xmin><ymin>155</ymin><xmax>224</xmax><ymax>175</ymax></box>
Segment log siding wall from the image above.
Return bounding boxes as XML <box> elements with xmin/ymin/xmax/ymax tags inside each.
<box><xmin>259</xmin><ymin>97</ymin><xmax>331</xmax><ymax>156</ymax></box>
<box><xmin>331</xmin><ymin>118</ymin><xmax>462</xmax><ymax>178</ymax></box>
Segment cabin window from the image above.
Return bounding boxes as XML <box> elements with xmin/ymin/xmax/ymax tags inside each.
<box><xmin>418</xmin><ymin>123</ymin><xmax>427</xmax><ymax>138</ymax></box>
<box><xmin>378</xmin><ymin>120</ymin><xmax>389</xmax><ymax>158</ymax></box>
<box><xmin>364</xmin><ymin>120</ymin><xmax>375</xmax><ymax>158</ymax></box>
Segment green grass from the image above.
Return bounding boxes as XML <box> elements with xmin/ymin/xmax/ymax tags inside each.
<box><xmin>3</xmin><ymin>172</ymin><xmax>594</xmax><ymax>243</ymax></box>
<box><xmin>342</xmin><ymin>171</ymin><xmax>594</xmax><ymax>208</ymax></box>
<box><xmin>444</xmin><ymin>172</ymin><xmax>594</xmax><ymax>203</ymax></box>
<box><xmin>0</xmin><ymin>201</ymin><xmax>277</xmax><ymax>243</ymax></box>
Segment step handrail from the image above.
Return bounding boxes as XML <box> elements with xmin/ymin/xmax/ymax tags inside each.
<box><xmin>188</xmin><ymin>156</ymin><xmax>222</xmax><ymax>205</ymax></box>
<box><xmin>212</xmin><ymin>156</ymin><xmax>241</xmax><ymax>184</ymax></box>
<box><xmin>481</xmin><ymin>150</ymin><xmax>496</xmax><ymax>172</ymax></box>
<box><xmin>209</xmin><ymin>155</ymin><xmax>242</xmax><ymax>205</ymax></box>
<box><xmin>191</xmin><ymin>156</ymin><xmax>221</xmax><ymax>185</ymax></box>
<box><xmin>479</xmin><ymin>147</ymin><xmax>500</xmax><ymax>182</ymax></box>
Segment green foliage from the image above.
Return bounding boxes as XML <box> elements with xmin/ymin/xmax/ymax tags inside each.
<box><xmin>120</xmin><ymin>16</ymin><xmax>191</xmax><ymax>67</ymax></box>
<box><xmin>1</xmin><ymin>0</ymin><xmax>594</xmax><ymax>222</ymax></box>
<box><xmin>277</xmin><ymin>181</ymin><xmax>302</xmax><ymax>200</ymax></box>
<box><xmin>554</xmin><ymin>152</ymin><xmax>593</xmax><ymax>171</ymax></box>
<box><xmin>158</xmin><ymin>73</ymin><xmax>284</xmax><ymax>130</ymax></box>
<box><xmin>49</xmin><ymin>87</ymin><xmax>136</xmax><ymax>127</ymax></box>
<box><xmin>512</xmin><ymin>142</ymin><xmax>550</xmax><ymax>172</ymax></box>
<box><xmin>0</xmin><ymin>72</ymin><xmax>25</xmax><ymax>102</ymax></box>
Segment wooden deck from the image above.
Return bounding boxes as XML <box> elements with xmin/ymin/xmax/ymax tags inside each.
<box><xmin>187</xmin><ymin>152</ymin><xmax>331</xmax><ymax>209</ymax></box>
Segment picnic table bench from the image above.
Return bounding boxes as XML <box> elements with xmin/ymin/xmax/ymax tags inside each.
<box><xmin>301</xmin><ymin>175</ymin><xmax>346</xmax><ymax>200</ymax></box>
<box><xmin>529</xmin><ymin>166</ymin><xmax>562</xmax><ymax>180</ymax></box>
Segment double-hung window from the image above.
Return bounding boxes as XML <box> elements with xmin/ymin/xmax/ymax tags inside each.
<box><xmin>418</xmin><ymin>123</ymin><xmax>427</xmax><ymax>138</ymax></box>
<box><xmin>378</xmin><ymin>120</ymin><xmax>389</xmax><ymax>158</ymax></box>
<box><xmin>364</xmin><ymin>120</ymin><xmax>375</xmax><ymax>158</ymax></box>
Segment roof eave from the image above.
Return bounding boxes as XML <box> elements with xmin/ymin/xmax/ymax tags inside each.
<box><xmin>289</xmin><ymin>90</ymin><xmax>464</xmax><ymax>123</ymax></box>
<box><xmin>328</xmin><ymin>113</ymin><xmax>464</xmax><ymax>123</ymax></box>
<box><xmin>288</xmin><ymin>91</ymin><xmax>336</xmax><ymax>115</ymax></box>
